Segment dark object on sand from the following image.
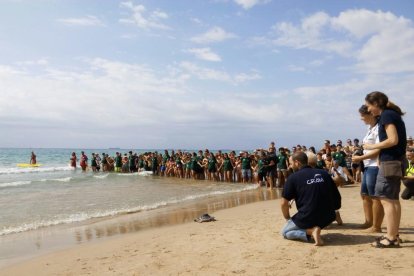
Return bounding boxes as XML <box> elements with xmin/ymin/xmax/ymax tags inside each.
<box><xmin>194</xmin><ymin>213</ymin><xmax>216</xmax><ymax>223</ymax></box>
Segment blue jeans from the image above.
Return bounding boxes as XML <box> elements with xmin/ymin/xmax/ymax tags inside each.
<box><xmin>281</xmin><ymin>219</ymin><xmax>309</xmax><ymax>242</ymax></box>
<box><xmin>241</xmin><ymin>169</ymin><xmax>251</xmax><ymax>180</ymax></box>
<box><xmin>361</xmin><ymin>166</ymin><xmax>378</xmax><ymax>196</ymax></box>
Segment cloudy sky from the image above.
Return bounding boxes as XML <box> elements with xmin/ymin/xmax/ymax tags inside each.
<box><xmin>0</xmin><ymin>0</ymin><xmax>413</xmax><ymax>150</ymax></box>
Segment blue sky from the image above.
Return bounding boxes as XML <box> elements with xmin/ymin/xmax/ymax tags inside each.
<box><xmin>0</xmin><ymin>0</ymin><xmax>413</xmax><ymax>150</ymax></box>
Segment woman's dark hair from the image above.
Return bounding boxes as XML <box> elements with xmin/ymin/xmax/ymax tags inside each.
<box><xmin>365</xmin><ymin>91</ymin><xmax>404</xmax><ymax>116</ymax></box>
<box><xmin>309</xmin><ymin>146</ymin><xmax>316</xmax><ymax>154</ymax></box>
<box><xmin>358</xmin><ymin>104</ymin><xmax>370</xmax><ymax>115</ymax></box>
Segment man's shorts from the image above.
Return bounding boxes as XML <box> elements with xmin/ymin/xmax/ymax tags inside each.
<box><xmin>241</xmin><ymin>169</ymin><xmax>251</xmax><ymax>179</ymax></box>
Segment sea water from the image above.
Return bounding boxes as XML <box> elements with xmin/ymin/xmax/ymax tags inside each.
<box><xmin>0</xmin><ymin>148</ymin><xmax>259</xmax><ymax>236</ymax></box>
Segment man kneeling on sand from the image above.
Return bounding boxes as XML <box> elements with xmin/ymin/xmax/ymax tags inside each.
<box><xmin>280</xmin><ymin>152</ymin><xmax>341</xmax><ymax>246</ymax></box>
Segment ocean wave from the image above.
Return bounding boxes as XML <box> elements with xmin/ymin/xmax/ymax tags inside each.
<box><xmin>0</xmin><ymin>166</ymin><xmax>75</xmax><ymax>175</ymax></box>
<box><xmin>93</xmin><ymin>173</ymin><xmax>109</xmax><ymax>179</ymax></box>
<box><xmin>116</xmin><ymin>171</ymin><xmax>153</xmax><ymax>176</ymax></box>
<box><xmin>41</xmin><ymin>177</ymin><xmax>72</xmax><ymax>183</ymax></box>
<box><xmin>0</xmin><ymin>181</ymin><xmax>32</xmax><ymax>188</ymax></box>
<box><xmin>0</xmin><ymin>183</ymin><xmax>259</xmax><ymax>236</ymax></box>
<box><xmin>0</xmin><ymin>177</ymin><xmax>73</xmax><ymax>189</ymax></box>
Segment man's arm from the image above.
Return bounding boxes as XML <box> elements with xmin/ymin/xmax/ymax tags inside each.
<box><xmin>280</xmin><ymin>198</ymin><xmax>291</xmax><ymax>220</ymax></box>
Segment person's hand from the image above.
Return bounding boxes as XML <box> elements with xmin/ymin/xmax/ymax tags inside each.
<box><xmin>352</xmin><ymin>156</ymin><xmax>362</xmax><ymax>162</ymax></box>
<box><xmin>363</xmin><ymin>143</ymin><xmax>374</xmax><ymax>150</ymax></box>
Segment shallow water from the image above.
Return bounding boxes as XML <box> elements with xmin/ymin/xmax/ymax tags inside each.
<box><xmin>0</xmin><ymin>148</ymin><xmax>258</xmax><ymax>236</ymax></box>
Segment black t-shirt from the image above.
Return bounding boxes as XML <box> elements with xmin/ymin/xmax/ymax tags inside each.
<box><xmin>266</xmin><ymin>153</ymin><xmax>279</xmax><ymax>170</ymax></box>
<box><xmin>282</xmin><ymin>166</ymin><xmax>341</xmax><ymax>229</ymax></box>
<box><xmin>378</xmin><ymin>109</ymin><xmax>406</xmax><ymax>161</ymax></box>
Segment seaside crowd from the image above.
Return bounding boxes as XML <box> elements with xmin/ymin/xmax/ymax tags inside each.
<box><xmin>280</xmin><ymin>91</ymin><xmax>413</xmax><ymax>248</ymax></box>
<box><xmin>70</xmin><ymin>91</ymin><xmax>414</xmax><ymax>249</ymax></box>
<box><xmin>68</xmin><ymin>139</ymin><xmax>382</xmax><ymax>189</ymax></box>
<box><xmin>33</xmin><ymin>91</ymin><xmax>414</xmax><ymax>249</ymax></box>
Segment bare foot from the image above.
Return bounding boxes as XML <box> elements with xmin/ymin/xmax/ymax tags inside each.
<box><xmin>312</xmin><ymin>227</ymin><xmax>324</xmax><ymax>246</ymax></box>
<box><xmin>363</xmin><ymin>227</ymin><xmax>382</xmax><ymax>233</ymax></box>
<box><xmin>358</xmin><ymin>222</ymin><xmax>373</xmax><ymax>229</ymax></box>
<box><xmin>335</xmin><ymin>212</ymin><xmax>343</xmax><ymax>225</ymax></box>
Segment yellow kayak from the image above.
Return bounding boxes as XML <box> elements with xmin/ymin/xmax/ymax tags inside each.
<box><xmin>17</xmin><ymin>163</ymin><xmax>42</xmax><ymax>168</ymax></box>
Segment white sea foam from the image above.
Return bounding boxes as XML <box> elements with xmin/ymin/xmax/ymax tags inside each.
<box><xmin>93</xmin><ymin>173</ymin><xmax>109</xmax><ymax>179</ymax></box>
<box><xmin>0</xmin><ymin>181</ymin><xmax>32</xmax><ymax>188</ymax></box>
<box><xmin>40</xmin><ymin>177</ymin><xmax>72</xmax><ymax>183</ymax></box>
<box><xmin>0</xmin><ymin>166</ymin><xmax>75</xmax><ymax>175</ymax></box>
<box><xmin>116</xmin><ymin>171</ymin><xmax>153</xmax><ymax>176</ymax></box>
<box><xmin>0</xmin><ymin>183</ymin><xmax>259</xmax><ymax>236</ymax></box>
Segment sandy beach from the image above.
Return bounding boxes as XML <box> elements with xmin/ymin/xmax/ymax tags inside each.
<box><xmin>1</xmin><ymin>184</ymin><xmax>413</xmax><ymax>276</ymax></box>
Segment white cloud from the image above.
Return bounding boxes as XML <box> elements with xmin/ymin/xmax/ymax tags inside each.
<box><xmin>272</xmin><ymin>12</ymin><xmax>353</xmax><ymax>55</ymax></box>
<box><xmin>334</xmin><ymin>9</ymin><xmax>414</xmax><ymax>74</ymax></box>
<box><xmin>0</xmin><ymin>59</ymin><xmax>412</xmax><ymax>149</ymax></box>
<box><xmin>119</xmin><ymin>1</ymin><xmax>170</xmax><ymax>30</ymax></box>
<box><xmin>271</xmin><ymin>9</ymin><xmax>414</xmax><ymax>74</ymax></box>
<box><xmin>187</xmin><ymin>48</ymin><xmax>222</xmax><ymax>62</ymax></box>
<box><xmin>234</xmin><ymin>0</ymin><xmax>270</xmax><ymax>10</ymax></box>
<box><xmin>179</xmin><ymin>62</ymin><xmax>261</xmax><ymax>84</ymax></box>
<box><xmin>57</xmin><ymin>15</ymin><xmax>104</xmax><ymax>27</ymax></box>
<box><xmin>191</xmin><ymin>27</ymin><xmax>237</xmax><ymax>44</ymax></box>
<box><xmin>287</xmin><ymin>65</ymin><xmax>306</xmax><ymax>72</ymax></box>
<box><xmin>16</xmin><ymin>58</ymin><xmax>49</xmax><ymax>66</ymax></box>
<box><xmin>234</xmin><ymin>71</ymin><xmax>262</xmax><ymax>82</ymax></box>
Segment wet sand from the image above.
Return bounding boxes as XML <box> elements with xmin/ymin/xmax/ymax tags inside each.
<box><xmin>0</xmin><ymin>188</ymin><xmax>281</xmax><ymax>268</ymax></box>
<box><xmin>1</xmin><ymin>185</ymin><xmax>414</xmax><ymax>275</ymax></box>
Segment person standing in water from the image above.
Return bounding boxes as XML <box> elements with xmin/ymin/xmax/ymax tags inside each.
<box><xmin>30</xmin><ymin>151</ymin><xmax>37</xmax><ymax>165</ymax></box>
<box><xmin>80</xmin><ymin>151</ymin><xmax>88</xmax><ymax>171</ymax></box>
<box><xmin>70</xmin><ymin>152</ymin><xmax>77</xmax><ymax>168</ymax></box>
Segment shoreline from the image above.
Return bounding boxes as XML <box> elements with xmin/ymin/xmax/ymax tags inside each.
<box><xmin>1</xmin><ymin>185</ymin><xmax>413</xmax><ymax>275</ymax></box>
<box><xmin>0</xmin><ymin>187</ymin><xmax>281</xmax><ymax>269</ymax></box>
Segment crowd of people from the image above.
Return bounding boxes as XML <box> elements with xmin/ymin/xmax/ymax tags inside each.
<box><xmin>281</xmin><ymin>91</ymin><xmax>412</xmax><ymax>249</ymax></box>
<box><xmin>66</xmin><ymin>91</ymin><xmax>412</xmax><ymax>249</ymax></box>
<box><xmin>68</xmin><ymin>139</ymin><xmax>373</xmax><ymax>190</ymax></box>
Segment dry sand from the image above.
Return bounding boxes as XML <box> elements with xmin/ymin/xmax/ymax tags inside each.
<box><xmin>1</xmin><ymin>185</ymin><xmax>413</xmax><ymax>276</ymax></box>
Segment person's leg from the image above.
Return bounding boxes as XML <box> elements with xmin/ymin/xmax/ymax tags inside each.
<box><xmin>306</xmin><ymin>227</ymin><xmax>323</xmax><ymax>246</ymax></box>
<box><xmin>361</xmin><ymin>195</ymin><xmax>373</xmax><ymax>228</ymax></box>
<box><xmin>281</xmin><ymin>219</ymin><xmax>309</xmax><ymax>242</ymax></box>
<box><xmin>371</xmin><ymin>198</ymin><xmax>384</xmax><ymax>232</ymax></box>
<box><xmin>335</xmin><ymin>210</ymin><xmax>343</xmax><ymax>225</ymax></box>
<box><xmin>360</xmin><ymin>168</ymin><xmax>373</xmax><ymax>227</ymax></box>
<box><xmin>377</xmin><ymin>198</ymin><xmax>399</xmax><ymax>244</ymax></box>
<box><xmin>395</xmin><ymin>199</ymin><xmax>401</xmax><ymax>233</ymax></box>
<box><xmin>373</xmin><ymin>170</ymin><xmax>400</xmax><ymax>246</ymax></box>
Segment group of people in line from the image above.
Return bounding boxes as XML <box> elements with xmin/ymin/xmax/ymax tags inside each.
<box><xmin>68</xmin><ymin>139</ymin><xmax>378</xmax><ymax>190</ymax></box>
<box><xmin>281</xmin><ymin>91</ymin><xmax>412</xmax><ymax>249</ymax></box>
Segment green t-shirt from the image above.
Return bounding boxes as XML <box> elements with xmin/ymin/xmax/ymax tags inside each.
<box><xmin>241</xmin><ymin>157</ymin><xmax>251</xmax><ymax>170</ymax></box>
<box><xmin>277</xmin><ymin>154</ymin><xmax>287</xmax><ymax>169</ymax></box>
<box><xmin>208</xmin><ymin>157</ymin><xmax>216</xmax><ymax>170</ymax></box>
<box><xmin>257</xmin><ymin>159</ymin><xmax>266</xmax><ymax>173</ymax></box>
<box><xmin>115</xmin><ymin>156</ymin><xmax>122</xmax><ymax>167</ymax></box>
<box><xmin>332</xmin><ymin>152</ymin><xmax>346</xmax><ymax>167</ymax></box>
<box><xmin>316</xmin><ymin>160</ymin><xmax>326</xmax><ymax>169</ymax></box>
<box><xmin>223</xmin><ymin>158</ymin><xmax>233</xmax><ymax>171</ymax></box>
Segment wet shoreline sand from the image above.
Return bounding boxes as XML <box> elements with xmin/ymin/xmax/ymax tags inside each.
<box><xmin>0</xmin><ymin>187</ymin><xmax>281</xmax><ymax>269</ymax></box>
<box><xmin>1</xmin><ymin>185</ymin><xmax>414</xmax><ymax>275</ymax></box>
